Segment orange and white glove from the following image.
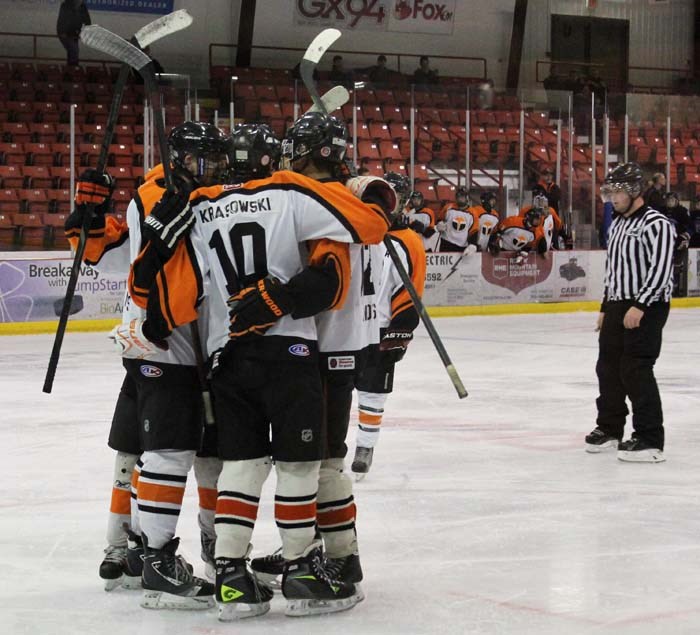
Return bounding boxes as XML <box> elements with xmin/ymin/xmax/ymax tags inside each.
<box><xmin>109</xmin><ymin>318</ymin><xmax>168</xmax><ymax>359</ymax></box>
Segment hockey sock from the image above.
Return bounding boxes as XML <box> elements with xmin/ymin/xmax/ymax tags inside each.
<box><xmin>130</xmin><ymin>458</ymin><xmax>142</xmax><ymax>536</ymax></box>
<box><xmin>274</xmin><ymin>460</ymin><xmax>320</xmax><ymax>560</ymax></box>
<box><xmin>357</xmin><ymin>391</ymin><xmax>389</xmax><ymax>449</ymax></box>
<box><xmin>194</xmin><ymin>456</ymin><xmax>222</xmax><ymax>540</ymax></box>
<box><xmin>215</xmin><ymin>457</ymin><xmax>271</xmax><ymax>559</ymax></box>
<box><xmin>106</xmin><ymin>452</ymin><xmax>138</xmax><ymax>547</ymax></box>
<box><xmin>137</xmin><ymin>450</ymin><xmax>194</xmax><ymax>549</ymax></box>
<box><xmin>317</xmin><ymin>458</ymin><xmax>358</xmax><ymax>558</ymax></box>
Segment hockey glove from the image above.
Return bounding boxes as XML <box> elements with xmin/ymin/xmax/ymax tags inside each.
<box><xmin>436</xmin><ymin>220</ymin><xmax>447</xmax><ymax>233</ymax></box>
<box><xmin>65</xmin><ymin>169</ymin><xmax>115</xmax><ymax>233</ymax></box>
<box><xmin>677</xmin><ymin>232</ymin><xmax>690</xmax><ymax>250</ymax></box>
<box><xmin>109</xmin><ymin>318</ymin><xmax>168</xmax><ymax>359</ymax></box>
<box><xmin>462</xmin><ymin>244</ymin><xmax>477</xmax><ymax>257</ymax></box>
<box><xmin>227</xmin><ymin>277</ymin><xmax>295</xmax><ymax>340</ymax></box>
<box><xmin>409</xmin><ymin>219</ymin><xmax>426</xmax><ymax>234</ymax></box>
<box><xmin>379</xmin><ymin>329</ymin><xmax>413</xmax><ymax>364</ymax></box>
<box><xmin>142</xmin><ymin>190</ymin><xmax>194</xmax><ymax>259</ymax></box>
<box><xmin>345</xmin><ymin>176</ymin><xmax>397</xmax><ymax>216</ymax></box>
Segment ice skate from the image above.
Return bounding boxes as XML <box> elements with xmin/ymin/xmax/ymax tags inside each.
<box><xmin>617</xmin><ymin>437</ymin><xmax>665</xmax><ymax>463</ymax></box>
<box><xmin>282</xmin><ymin>542</ymin><xmax>358</xmax><ymax>616</ymax></box>
<box><xmin>140</xmin><ymin>536</ymin><xmax>215</xmax><ymax>610</ymax></box>
<box><xmin>325</xmin><ymin>553</ymin><xmax>365</xmax><ymax>602</ymax></box>
<box><xmin>216</xmin><ymin>557</ymin><xmax>273</xmax><ymax>621</ymax></box>
<box><xmin>99</xmin><ymin>545</ymin><xmax>126</xmax><ymax>591</ymax></box>
<box><xmin>585</xmin><ymin>427</ymin><xmax>619</xmax><ymax>453</ymax></box>
<box><xmin>249</xmin><ymin>546</ymin><xmax>284</xmax><ymax>590</ymax></box>
<box><xmin>351</xmin><ymin>446</ymin><xmax>374</xmax><ymax>480</ymax></box>
<box><xmin>122</xmin><ymin>529</ymin><xmax>144</xmax><ymax>590</ymax></box>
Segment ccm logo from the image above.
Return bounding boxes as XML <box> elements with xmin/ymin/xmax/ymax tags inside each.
<box><xmin>140</xmin><ymin>365</ymin><xmax>163</xmax><ymax>378</ymax></box>
<box><xmin>289</xmin><ymin>343</ymin><xmax>310</xmax><ymax>357</ymax></box>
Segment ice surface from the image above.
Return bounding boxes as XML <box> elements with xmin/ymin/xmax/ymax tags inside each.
<box><xmin>2</xmin><ymin>309</ymin><xmax>700</xmax><ymax>634</ymax></box>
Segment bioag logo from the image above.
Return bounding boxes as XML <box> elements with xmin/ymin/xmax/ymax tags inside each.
<box><xmin>296</xmin><ymin>0</ymin><xmax>388</xmax><ymax>28</ymax></box>
<box><xmin>394</xmin><ymin>0</ymin><xmax>453</xmax><ymax>21</ymax></box>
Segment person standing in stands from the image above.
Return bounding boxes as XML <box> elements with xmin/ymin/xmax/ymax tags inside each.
<box><xmin>412</xmin><ymin>56</ymin><xmax>438</xmax><ymax>86</ymax></box>
<box><xmin>537</xmin><ymin>167</ymin><xmax>561</xmax><ymax>213</ymax></box>
<box><xmin>643</xmin><ymin>172</ymin><xmax>666</xmax><ymax>213</ymax></box>
<box><xmin>56</xmin><ymin>0</ymin><xmax>91</xmax><ymax>67</ymax></box>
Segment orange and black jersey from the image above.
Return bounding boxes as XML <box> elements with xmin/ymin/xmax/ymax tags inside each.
<box><xmin>132</xmin><ymin>170</ymin><xmax>390</xmax><ymax>354</ymax></box>
<box><xmin>518</xmin><ymin>204</ymin><xmax>563</xmax><ymax>232</ymax></box>
<box><xmin>494</xmin><ymin>215</ymin><xmax>547</xmax><ymax>253</ymax></box>
<box><xmin>380</xmin><ymin>227</ymin><xmax>426</xmax><ymax>332</ymax></box>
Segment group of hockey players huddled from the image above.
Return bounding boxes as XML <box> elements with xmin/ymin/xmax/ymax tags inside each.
<box><xmin>65</xmin><ymin>111</ymin><xmax>426</xmax><ymax>620</ymax></box>
<box><xmin>403</xmin><ymin>182</ymin><xmax>571</xmax><ymax>259</ymax></box>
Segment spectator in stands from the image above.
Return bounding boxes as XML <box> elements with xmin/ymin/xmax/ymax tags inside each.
<box><xmin>644</xmin><ymin>173</ymin><xmax>666</xmax><ymax>212</ymax></box>
<box><xmin>56</xmin><ymin>0</ymin><xmax>91</xmax><ymax>67</ymax></box>
<box><xmin>537</xmin><ymin>167</ymin><xmax>561</xmax><ymax>213</ymax></box>
<box><xmin>412</xmin><ymin>56</ymin><xmax>438</xmax><ymax>86</ymax></box>
<box><xmin>368</xmin><ymin>55</ymin><xmax>390</xmax><ymax>85</ymax></box>
<box><xmin>328</xmin><ymin>55</ymin><xmax>353</xmax><ymax>88</ymax></box>
<box><xmin>689</xmin><ymin>195</ymin><xmax>700</xmax><ymax>248</ymax></box>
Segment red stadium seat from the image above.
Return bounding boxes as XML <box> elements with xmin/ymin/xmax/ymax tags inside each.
<box><xmin>357</xmin><ymin>141</ymin><xmax>381</xmax><ymax>161</ymax></box>
<box><xmin>25</xmin><ymin>143</ymin><xmax>54</xmax><ymax>167</ymax></box>
<box><xmin>29</xmin><ymin>123</ymin><xmax>57</xmax><ymax>143</ymax></box>
<box><xmin>22</xmin><ymin>166</ymin><xmax>53</xmax><ymax>188</ymax></box>
<box><xmin>0</xmin><ymin>211</ymin><xmax>17</xmax><ymax>248</ymax></box>
<box><xmin>0</xmin><ymin>189</ymin><xmax>22</xmax><ymax>213</ymax></box>
<box><xmin>1</xmin><ymin>122</ymin><xmax>31</xmax><ymax>144</ymax></box>
<box><xmin>0</xmin><ymin>142</ymin><xmax>26</xmax><ymax>165</ymax></box>
<box><xmin>0</xmin><ymin>165</ymin><xmax>24</xmax><ymax>188</ymax></box>
<box><xmin>378</xmin><ymin>141</ymin><xmax>403</xmax><ymax>161</ymax></box>
<box><xmin>49</xmin><ymin>166</ymin><xmax>73</xmax><ymax>189</ymax></box>
<box><xmin>20</xmin><ymin>189</ymin><xmax>50</xmax><ymax>214</ymax></box>
<box><xmin>49</xmin><ymin>189</ymin><xmax>72</xmax><ymax>214</ymax></box>
<box><xmin>15</xmin><ymin>212</ymin><xmax>47</xmax><ymax>248</ymax></box>
<box><xmin>44</xmin><ymin>212</ymin><xmax>71</xmax><ymax>249</ymax></box>
<box><xmin>109</xmin><ymin>144</ymin><xmax>134</xmax><ymax>167</ymax></box>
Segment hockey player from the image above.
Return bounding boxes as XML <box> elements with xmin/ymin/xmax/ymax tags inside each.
<box><xmin>470</xmin><ymin>191</ymin><xmax>501</xmax><ymax>252</ymax></box>
<box><xmin>68</xmin><ymin>121</ymin><xmax>230</xmax><ymax>605</ymax></box>
<box><xmin>662</xmin><ymin>192</ymin><xmax>691</xmax><ymax>296</ymax></box>
<box><xmin>519</xmin><ymin>186</ymin><xmax>566</xmax><ymax>250</ymax></box>
<box><xmin>226</xmin><ymin>122</ymin><xmax>281</xmax><ymax>182</ymax></box>
<box><xmin>352</xmin><ymin>172</ymin><xmax>426</xmax><ymax>476</ymax></box>
<box><xmin>403</xmin><ymin>190</ymin><xmax>439</xmax><ymax>252</ymax></box>
<box><xmin>127</xmin><ymin>112</ymin><xmax>392</xmax><ymax>620</ymax></box>
<box><xmin>489</xmin><ymin>207</ymin><xmax>548</xmax><ymax>261</ymax></box>
<box><xmin>436</xmin><ymin>186</ymin><xmax>479</xmax><ymax>252</ymax></box>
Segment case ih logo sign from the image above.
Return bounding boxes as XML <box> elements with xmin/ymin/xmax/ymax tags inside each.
<box><xmin>294</xmin><ymin>0</ymin><xmax>455</xmax><ymax>33</ymax></box>
<box><xmin>481</xmin><ymin>252</ymin><xmax>553</xmax><ymax>295</ymax></box>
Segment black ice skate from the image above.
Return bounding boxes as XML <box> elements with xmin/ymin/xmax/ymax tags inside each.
<box><xmin>140</xmin><ymin>536</ymin><xmax>215</xmax><ymax>610</ymax></box>
<box><xmin>351</xmin><ymin>446</ymin><xmax>374</xmax><ymax>478</ymax></box>
<box><xmin>122</xmin><ymin>529</ymin><xmax>144</xmax><ymax>590</ymax></box>
<box><xmin>200</xmin><ymin>530</ymin><xmax>216</xmax><ymax>581</ymax></box>
<box><xmin>282</xmin><ymin>542</ymin><xmax>358</xmax><ymax>617</ymax></box>
<box><xmin>585</xmin><ymin>427</ymin><xmax>619</xmax><ymax>453</ymax></box>
<box><xmin>216</xmin><ymin>557</ymin><xmax>274</xmax><ymax>621</ymax></box>
<box><xmin>250</xmin><ymin>546</ymin><xmax>284</xmax><ymax>590</ymax></box>
<box><xmin>325</xmin><ymin>553</ymin><xmax>365</xmax><ymax>602</ymax></box>
<box><xmin>617</xmin><ymin>437</ymin><xmax>665</xmax><ymax>463</ymax></box>
<box><xmin>99</xmin><ymin>545</ymin><xmax>126</xmax><ymax>591</ymax></box>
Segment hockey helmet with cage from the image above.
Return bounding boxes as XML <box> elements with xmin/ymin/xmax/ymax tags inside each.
<box><xmin>228</xmin><ymin>123</ymin><xmax>280</xmax><ymax>182</ymax></box>
<box><xmin>168</xmin><ymin>121</ymin><xmax>229</xmax><ymax>186</ymax></box>
<box><xmin>408</xmin><ymin>190</ymin><xmax>424</xmax><ymax>208</ymax></box>
<box><xmin>601</xmin><ymin>162</ymin><xmax>644</xmax><ymax>202</ymax></box>
<box><xmin>383</xmin><ymin>171</ymin><xmax>411</xmax><ymax>213</ymax></box>
<box><xmin>532</xmin><ymin>193</ymin><xmax>549</xmax><ymax>212</ymax></box>
<box><xmin>480</xmin><ymin>190</ymin><xmax>497</xmax><ymax>208</ymax></box>
<box><xmin>664</xmin><ymin>190</ymin><xmax>679</xmax><ymax>208</ymax></box>
<box><xmin>524</xmin><ymin>207</ymin><xmax>543</xmax><ymax>229</ymax></box>
<box><xmin>282</xmin><ymin>112</ymin><xmax>347</xmax><ymax>166</ymax></box>
<box><xmin>455</xmin><ymin>186</ymin><xmax>469</xmax><ymax>205</ymax></box>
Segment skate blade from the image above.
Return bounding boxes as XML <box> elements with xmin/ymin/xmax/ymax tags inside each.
<box><xmin>204</xmin><ymin>561</ymin><xmax>216</xmax><ymax>582</ymax></box>
<box><xmin>218</xmin><ymin>600</ymin><xmax>270</xmax><ymax>621</ymax></box>
<box><xmin>354</xmin><ymin>472</ymin><xmax>367</xmax><ymax>482</ymax></box>
<box><xmin>121</xmin><ymin>574</ymin><xmax>142</xmax><ymax>590</ymax></box>
<box><xmin>353</xmin><ymin>583</ymin><xmax>366</xmax><ymax>603</ymax></box>
<box><xmin>585</xmin><ymin>441</ymin><xmax>618</xmax><ymax>453</ymax></box>
<box><xmin>617</xmin><ymin>450</ymin><xmax>665</xmax><ymax>463</ymax></box>
<box><xmin>103</xmin><ymin>576</ymin><xmax>122</xmax><ymax>592</ymax></box>
<box><xmin>141</xmin><ymin>590</ymin><xmax>215</xmax><ymax>610</ymax></box>
<box><xmin>285</xmin><ymin>594</ymin><xmax>358</xmax><ymax>617</ymax></box>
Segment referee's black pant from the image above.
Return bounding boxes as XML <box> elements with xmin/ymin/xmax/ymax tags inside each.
<box><xmin>595</xmin><ymin>300</ymin><xmax>669</xmax><ymax>450</ymax></box>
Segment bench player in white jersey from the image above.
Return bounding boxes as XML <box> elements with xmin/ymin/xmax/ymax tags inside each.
<box><xmin>472</xmin><ymin>191</ymin><xmax>500</xmax><ymax>252</ymax></box>
<box><xmin>437</xmin><ymin>186</ymin><xmax>476</xmax><ymax>252</ymax></box>
<box><xmin>352</xmin><ymin>172</ymin><xmax>426</xmax><ymax>476</ymax></box>
<box><xmin>403</xmin><ymin>190</ymin><xmax>440</xmax><ymax>252</ymax></box>
<box><xmin>64</xmin><ymin>123</ymin><xmax>228</xmax><ymax>600</ymax></box>
<box><xmin>129</xmin><ymin>113</ymin><xmax>391</xmax><ymax>620</ymax></box>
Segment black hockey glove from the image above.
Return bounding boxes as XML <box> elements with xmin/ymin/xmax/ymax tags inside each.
<box><xmin>379</xmin><ymin>328</ymin><xmax>413</xmax><ymax>364</ymax></box>
<box><xmin>227</xmin><ymin>277</ymin><xmax>295</xmax><ymax>340</ymax></box>
<box><xmin>142</xmin><ymin>190</ymin><xmax>193</xmax><ymax>259</ymax></box>
<box><xmin>409</xmin><ymin>219</ymin><xmax>426</xmax><ymax>234</ymax></box>
<box><xmin>65</xmin><ymin>169</ymin><xmax>115</xmax><ymax>233</ymax></box>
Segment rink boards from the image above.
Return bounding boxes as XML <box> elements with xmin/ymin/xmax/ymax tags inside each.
<box><xmin>1</xmin><ymin>248</ymin><xmax>699</xmax><ymax>334</ymax></box>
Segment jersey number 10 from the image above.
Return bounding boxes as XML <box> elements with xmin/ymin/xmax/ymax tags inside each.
<box><xmin>208</xmin><ymin>222</ymin><xmax>269</xmax><ymax>295</ymax></box>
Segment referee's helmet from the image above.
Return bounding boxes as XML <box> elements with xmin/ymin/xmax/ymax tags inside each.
<box><xmin>601</xmin><ymin>162</ymin><xmax>644</xmax><ymax>201</ymax></box>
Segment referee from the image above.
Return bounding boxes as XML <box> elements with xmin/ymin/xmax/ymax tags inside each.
<box><xmin>585</xmin><ymin>163</ymin><xmax>675</xmax><ymax>463</ymax></box>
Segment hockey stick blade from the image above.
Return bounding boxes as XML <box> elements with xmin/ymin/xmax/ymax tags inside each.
<box><xmin>134</xmin><ymin>9</ymin><xmax>193</xmax><ymax>48</ymax></box>
<box><xmin>81</xmin><ymin>25</ymin><xmax>151</xmax><ymax>71</ymax></box>
<box><xmin>306</xmin><ymin>85</ymin><xmax>349</xmax><ymax>115</ymax></box>
<box><xmin>300</xmin><ymin>28</ymin><xmax>341</xmax><ymax>113</ymax></box>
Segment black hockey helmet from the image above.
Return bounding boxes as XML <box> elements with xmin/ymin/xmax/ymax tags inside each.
<box><xmin>664</xmin><ymin>190</ymin><xmax>679</xmax><ymax>207</ymax></box>
<box><xmin>532</xmin><ymin>183</ymin><xmax>547</xmax><ymax>198</ymax></box>
<box><xmin>168</xmin><ymin>121</ymin><xmax>229</xmax><ymax>186</ymax></box>
<box><xmin>228</xmin><ymin>123</ymin><xmax>280</xmax><ymax>182</ymax></box>
<box><xmin>408</xmin><ymin>190</ymin><xmax>424</xmax><ymax>208</ymax></box>
<box><xmin>383</xmin><ymin>171</ymin><xmax>411</xmax><ymax>218</ymax></box>
<box><xmin>481</xmin><ymin>190</ymin><xmax>497</xmax><ymax>206</ymax></box>
<box><xmin>456</xmin><ymin>186</ymin><xmax>469</xmax><ymax>205</ymax></box>
<box><xmin>282</xmin><ymin>112</ymin><xmax>347</xmax><ymax>166</ymax></box>
<box><xmin>524</xmin><ymin>208</ymin><xmax>543</xmax><ymax>228</ymax></box>
<box><xmin>601</xmin><ymin>162</ymin><xmax>644</xmax><ymax>200</ymax></box>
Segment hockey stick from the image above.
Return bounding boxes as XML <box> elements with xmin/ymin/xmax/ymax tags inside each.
<box><xmin>384</xmin><ymin>236</ymin><xmax>468</xmax><ymax>399</ymax></box>
<box><xmin>306</xmin><ymin>85</ymin><xmax>349</xmax><ymax>115</ymax></box>
<box><xmin>79</xmin><ymin>26</ymin><xmax>216</xmax><ymax>425</ymax></box>
<box><xmin>296</xmin><ymin>37</ymin><xmax>466</xmax><ymax>398</ymax></box>
<box><xmin>43</xmin><ymin>12</ymin><xmax>193</xmax><ymax>394</ymax></box>
<box><xmin>300</xmin><ymin>28</ymin><xmax>341</xmax><ymax>112</ymax></box>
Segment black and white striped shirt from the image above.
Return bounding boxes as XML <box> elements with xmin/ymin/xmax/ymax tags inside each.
<box><xmin>603</xmin><ymin>204</ymin><xmax>675</xmax><ymax>309</ymax></box>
